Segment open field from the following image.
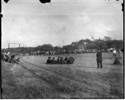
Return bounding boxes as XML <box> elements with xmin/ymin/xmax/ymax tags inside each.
<box><xmin>2</xmin><ymin>52</ymin><xmax>124</xmax><ymax>99</ymax></box>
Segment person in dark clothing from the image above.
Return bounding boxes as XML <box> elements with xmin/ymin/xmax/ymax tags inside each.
<box><xmin>60</xmin><ymin>57</ymin><xmax>65</xmax><ymax>64</ymax></box>
<box><xmin>67</xmin><ymin>57</ymin><xmax>75</xmax><ymax>64</ymax></box>
<box><xmin>57</xmin><ymin>57</ymin><xmax>60</xmax><ymax>64</ymax></box>
<box><xmin>46</xmin><ymin>57</ymin><xmax>51</xmax><ymax>64</ymax></box>
<box><xmin>9</xmin><ymin>55</ymin><xmax>15</xmax><ymax>63</ymax></box>
<box><xmin>5</xmin><ymin>54</ymin><xmax>10</xmax><ymax>62</ymax></box>
<box><xmin>64</xmin><ymin>57</ymin><xmax>68</xmax><ymax>64</ymax></box>
<box><xmin>96</xmin><ymin>49</ymin><xmax>103</xmax><ymax>68</ymax></box>
<box><xmin>51</xmin><ymin>57</ymin><xmax>56</xmax><ymax>64</ymax></box>
<box><xmin>113</xmin><ymin>57</ymin><xmax>121</xmax><ymax>64</ymax></box>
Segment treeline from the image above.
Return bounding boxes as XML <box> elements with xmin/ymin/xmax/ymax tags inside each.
<box><xmin>2</xmin><ymin>37</ymin><xmax>123</xmax><ymax>54</ymax></box>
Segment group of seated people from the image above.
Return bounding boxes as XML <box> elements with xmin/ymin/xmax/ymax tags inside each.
<box><xmin>46</xmin><ymin>56</ymin><xmax>75</xmax><ymax>64</ymax></box>
<box><xmin>1</xmin><ymin>53</ymin><xmax>20</xmax><ymax>64</ymax></box>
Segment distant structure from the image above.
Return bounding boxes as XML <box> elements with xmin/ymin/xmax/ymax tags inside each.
<box><xmin>7</xmin><ymin>43</ymin><xmax>21</xmax><ymax>54</ymax></box>
<box><xmin>78</xmin><ymin>42</ymin><xmax>87</xmax><ymax>52</ymax></box>
<box><xmin>8</xmin><ymin>43</ymin><xmax>20</xmax><ymax>49</ymax></box>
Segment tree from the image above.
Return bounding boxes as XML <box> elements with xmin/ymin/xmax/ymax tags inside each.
<box><xmin>54</xmin><ymin>46</ymin><xmax>62</xmax><ymax>51</ymax></box>
<box><xmin>104</xmin><ymin>36</ymin><xmax>112</xmax><ymax>41</ymax></box>
<box><xmin>63</xmin><ymin>45</ymin><xmax>74</xmax><ymax>51</ymax></box>
<box><xmin>39</xmin><ymin>44</ymin><xmax>54</xmax><ymax>51</ymax></box>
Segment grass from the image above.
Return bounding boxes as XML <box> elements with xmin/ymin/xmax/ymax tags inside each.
<box><xmin>42</xmin><ymin>66</ymin><xmax>123</xmax><ymax>98</ymax></box>
<box><xmin>2</xmin><ymin>62</ymin><xmax>57</xmax><ymax>99</ymax></box>
<box><xmin>1</xmin><ymin>53</ymin><xmax>124</xmax><ymax>99</ymax></box>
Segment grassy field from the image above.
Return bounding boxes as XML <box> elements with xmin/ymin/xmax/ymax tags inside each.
<box><xmin>2</xmin><ymin>53</ymin><xmax>124</xmax><ymax>99</ymax></box>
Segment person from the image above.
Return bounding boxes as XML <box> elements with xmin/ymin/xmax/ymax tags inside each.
<box><xmin>56</xmin><ymin>57</ymin><xmax>60</xmax><ymax>64</ymax></box>
<box><xmin>69</xmin><ymin>57</ymin><xmax>75</xmax><ymax>64</ymax></box>
<box><xmin>64</xmin><ymin>57</ymin><xmax>68</xmax><ymax>64</ymax></box>
<box><xmin>113</xmin><ymin>49</ymin><xmax>117</xmax><ymax>58</ymax></box>
<box><xmin>46</xmin><ymin>57</ymin><xmax>51</xmax><ymax>64</ymax></box>
<box><xmin>9</xmin><ymin>54</ymin><xmax>15</xmax><ymax>63</ymax></box>
<box><xmin>113</xmin><ymin>57</ymin><xmax>121</xmax><ymax>64</ymax></box>
<box><xmin>67</xmin><ymin>57</ymin><xmax>75</xmax><ymax>64</ymax></box>
<box><xmin>60</xmin><ymin>57</ymin><xmax>65</xmax><ymax>64</ymax></box>
<box><xmin>51</xmin><ymin>57</ymin><xmax>56</xmax><ymax>64</ymax></box>
<box><xmin>113</xmin><ymin>49</ymin><xmax>121</xmax><ymax>64</ymax></box>
<box><xmin>4</xmin><ymin>54</ymin><xmax>10</xmax><ymax>62</ymax></box>
<box><xmin>96</xmin><ymin>49</ymin><xmax>103</xmax><ymax>68</ymax></box>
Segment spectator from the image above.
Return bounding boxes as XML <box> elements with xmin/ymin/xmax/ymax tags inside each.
<box><xmin>51</xmin><ymin>57</ymin><xmax>56</xmax><ymax>64</ymax></box>
<box><xmin>46</xmin><ymin>57</ymin><xmax>51</xmax><ymax>64</ymax></box>
<box><xmin>96</xmin><ymin>49</ymin><xmax>103</xmax><ymax>68</ymax></box>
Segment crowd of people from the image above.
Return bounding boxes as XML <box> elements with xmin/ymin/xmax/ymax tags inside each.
<box><xmin>46</xmin><ymin>56</ymin><xmax>75</xmax><ymax>64</ymax></box>
<box><xmin>1</xmin><ymin>52</ymin><xmax>20</xmax><ymax>64</ymax></box>
<box><xmin>1</xmin><ymin>48</ymin><xmax>122</xmax><ymax>66</ymax></box>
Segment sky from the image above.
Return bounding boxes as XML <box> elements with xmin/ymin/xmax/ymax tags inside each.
<box><xmin>2</xmin><ymin>0</ymin><xmax>123</xmax><ymax>48</ymax></box>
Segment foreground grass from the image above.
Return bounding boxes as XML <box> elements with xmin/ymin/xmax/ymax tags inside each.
<box><xmin>2</xmin><ymin>60</ymin><xmax>124</xmax><ymax>99</ymax></box>
<box><xmin>2</xmin><ymin>62</ymin><xmax>60</xmax><ymax>99</ymax></box>
<box><xmin>40</xmin><ymin>65</ymin><xmax>124</xmax><ymax>98</ymax></box>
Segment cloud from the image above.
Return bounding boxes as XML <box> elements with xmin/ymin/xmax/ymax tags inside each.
<box><xmin>2</xmin><ymin>0</ymin><xmax>123</xmax><ymax>48</ymax></box>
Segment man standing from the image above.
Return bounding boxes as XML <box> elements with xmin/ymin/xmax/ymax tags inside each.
<box><xmin>96</xmin><ymin>49</ymin><xmax>103</xmax><ymax>68</ymax></box>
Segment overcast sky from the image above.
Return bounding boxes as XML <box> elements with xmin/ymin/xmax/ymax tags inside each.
<box><xmin>2</xmin><ymin>0</ymin><xmax>123</xmax><ymax>48</ymax></box>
